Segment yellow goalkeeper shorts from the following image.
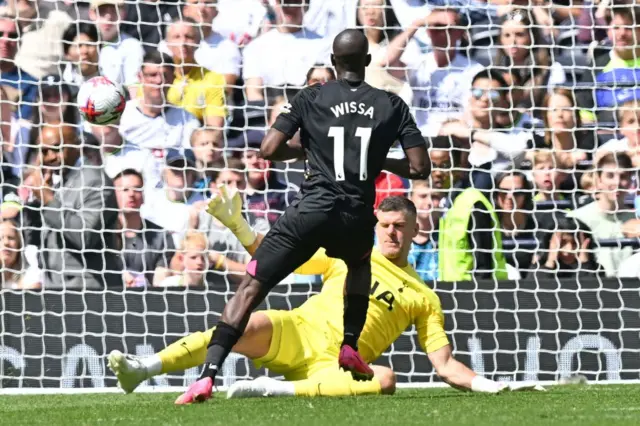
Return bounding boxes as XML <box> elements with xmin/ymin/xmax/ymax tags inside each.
<box><xmin>252</xmin><ymin>309</ymin><xmax>342</xmax><ymax>382</ymax></box>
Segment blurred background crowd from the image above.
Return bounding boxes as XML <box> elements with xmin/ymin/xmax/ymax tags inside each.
<box><xmin>0</xmin><ymin>0</ymin><xmax>640</xmax><ymax>290</ymax></box>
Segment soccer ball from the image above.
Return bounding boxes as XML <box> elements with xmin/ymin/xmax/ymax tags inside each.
<box><xmin>77</xmin><ymin>76</ymin><xmax>126</xmax><ymax>125</ymax></box>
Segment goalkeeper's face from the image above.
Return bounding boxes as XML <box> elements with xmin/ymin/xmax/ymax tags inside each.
<box><xmin>375</xmin><ymin>209</ymin><xmax>418</xmax><ymax>261</ymax></box>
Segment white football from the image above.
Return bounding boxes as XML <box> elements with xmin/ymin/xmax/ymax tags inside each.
<box><xmin>77</xmin><ymin>76</ymin><xmax>126</xmax><ymax>125</ymax></box>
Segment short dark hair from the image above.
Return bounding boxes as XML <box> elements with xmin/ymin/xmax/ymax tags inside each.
<box><xmin>377</xmin><ymin>196</ymin><xmax>417</xmax><ymax>218</ymax></box>
<box><xmin>170</xmin><ymin>16</ymin><xmax>199</xmax><ymax>27</ymax></box>
<box><xmin>471</xmin><ymin>68</ymin><xmax>509</xmax><ymax>89</ymax></box>
<box><xmin>62</xmin><ymin>22</ymin><xmax>99</xmax><ymax>56</ymax></box>
<box><xmin>225</xmin><ymin>157</ymin><xmax>245</xmax><ymax>173</ymax></box>
<box><xmin>113</xmin><ymin>168</ymin><xmax>144</xmax><ymax>184</ymax></box>
<box><xmin>596</xmin><ymin>152</ymin><xmax>633</xmax><ymax>174</ymax></box>
<box><xmin>606</xmin><ymin>0</ymin><xmax>640</xmax><ymax>24</ymax></box>
<box><xmin>426</xmin><ymin>135</ymin><xmax>461</xmax><ymax>165</ymax></box>
<box><xmin>306</xmin><ymin>64</ymin><xmax>336</xmax><ymax>84</ymax></box>
<box><xmin>142</xmin><ymin>51</ymin><xmax>174</xmax><ymax>69</ymax></box>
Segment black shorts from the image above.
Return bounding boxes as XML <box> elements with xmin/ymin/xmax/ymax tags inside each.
<box><xmin>247</xmin><ymin>197</ymin><xmax>376</xmax><ymax>288</ymax></box>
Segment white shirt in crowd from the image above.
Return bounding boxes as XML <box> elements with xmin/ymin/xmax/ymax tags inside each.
<box><xmin>243</xmin><ymin>28</ymin><xmax>332</xmax><ymax>88</ymax></box>
<box><xmin>547</xmin><ymin>61</ymin><xmax>568</xmax><ymax>88</ymax></box>
<box><xmin>158</xmin><ymin>32</ymin><xmax>242</xmax><ymax>77</ymax></box>
<box><xmin>213</xmin><ymin>0</ymin><xmax>267</xmax><ymax>42</ymax></box>
<box><xmin>99</xmin><ymin>33</ymin><xmax>145</xmax><ymax>87</ymax></box>
<box><xmin>119</xmin><ymin>100</ymin><xmax>200</xmax><ymax>150</ymax></box>
<box><xmin>567</xmin><ymin>201</ymin><xmax>635</xmax><ymax>278</ymax></box>
<box><xmin>302</xmin><ymin>0</ymin><xmax>357</xmax><ymax>38</ymax></box>
<box><xmin>410</xmin><ymin>53</ymin><xmax>483</xmax><ymax>134</ymax></box>
<box><xmin>389</xmin><ymin>0</ymin><xmax>433</xmax><ymax>50</ymax></box>
<box><xmin>118</xmin><ymin>100</ymin><xmax>200</xmax><ymax>188</ymax></box>
<box><xmin>140</xmin><ymin>189</ymin><xmax>193</xmax><ymax>246</ymax></box>
<box><xmin>2</xmin><ymin>245</ymin><xmax>44</xmax><ymax>290</ymax></box>
<box><xmin>597</xmin><ymin>137</ymin><xmax>630</xmax><ymax>154</ymax></box>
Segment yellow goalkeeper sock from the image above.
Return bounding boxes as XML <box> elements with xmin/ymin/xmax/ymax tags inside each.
<box><xmin>158</xmin><ymin>328</ymin><xmax>212</xmax><ymax>374</ymax></box>
<box><xmin>294</xmin><ymin>375</ymin><xmax>381</xmax><ymax>397</ymax></box>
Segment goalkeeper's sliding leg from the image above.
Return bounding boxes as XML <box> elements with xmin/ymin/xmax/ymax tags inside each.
<box><xmin>108</xmin><ymin>310</ymin><xmax>391</xmax><ymax>399</ymax></box>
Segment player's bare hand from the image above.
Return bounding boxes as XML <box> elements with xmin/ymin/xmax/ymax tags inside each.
<box><xmin>206</xmin><ymin>184</ymin><xmax>243</xmax><ymax>228</ymax></box>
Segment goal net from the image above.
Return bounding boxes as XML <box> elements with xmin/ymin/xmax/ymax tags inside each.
<box><xmin>2</xmin><ymin>0</ymin><xmax>640</xmax><ymax>392</ymax></box>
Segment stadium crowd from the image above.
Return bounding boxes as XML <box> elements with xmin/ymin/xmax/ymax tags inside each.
<box><xmin>0</xmin><ymin>0</ymin><xmax>639</xmax><ymax>290</ymax></box>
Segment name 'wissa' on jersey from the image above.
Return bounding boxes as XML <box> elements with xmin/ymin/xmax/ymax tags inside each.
<box><xmin>330</xmin><ymin>101</ymin><xmax>375</xmax><ymax>119</ymax></box>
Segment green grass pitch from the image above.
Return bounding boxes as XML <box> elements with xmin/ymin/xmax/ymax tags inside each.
<box><xmin>3</xmin><ymin>385</ymin><xmax>640</xmax><ymax>426</ymax></box>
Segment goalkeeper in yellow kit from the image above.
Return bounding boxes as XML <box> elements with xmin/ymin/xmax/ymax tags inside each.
<box><xmin>108</xmin><ymin>188</ymin><xmax>542</xmax><ymax>401</ymax></box>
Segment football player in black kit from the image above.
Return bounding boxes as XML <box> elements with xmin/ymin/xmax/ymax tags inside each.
<box><xmin>177</xmin><ymin>28</ymin><xmax>431</xmax><ymax>404</ymax></box>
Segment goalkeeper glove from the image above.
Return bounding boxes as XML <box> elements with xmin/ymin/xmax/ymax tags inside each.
<box><xmin>471</xmin><ymin>376</ymin><xmax>545</xmax><ymax>393</ymax></box>
<box><xmin>206</xmin><ymin>184</ymin><xmax>257</xmax><ymax>247</ymax></box>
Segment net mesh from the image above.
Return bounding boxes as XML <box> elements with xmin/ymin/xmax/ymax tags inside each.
<box><xmin>1</xmin><ymin>0</ymin><xmax>640</xmax><ymax>389</ymax></box>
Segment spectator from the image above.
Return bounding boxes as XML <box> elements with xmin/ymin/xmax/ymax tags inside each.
<box><xmin>181</xmin><ymin>0</ymin><xmax>242</xmax><ymax>88</ymax></box>
<box><xmin>410</xmin><ymin>7</ymin><xmax>483</xmax><ymax>135</ymax></box>
<box><xmin>598</xmin><ymin>99</ymin><xmax>640</xmax><ymax>165</ymax></box>
<box><xmin>242</xmin><ymin>0</ymin><xmax>331</xmax><ymax>102</ymax></box>
<box><xmin>158</xmin><ymin>230</ymin><xmax>207</xmax><ymax>287</ymax></box>
<box><xmin>529</xmin><ymin>149</ymin><xmax>577</xmax><ymax>244</ymax></box>
<box><xmin>567</xmin><ymin>152</ymin><xmax>636</xmax><ymax>277</ymax></box>
<box><xmin>8</xmin><ymin>74</ymin><xmax>77</xmax><ymax>175</ymax></box>
<box><xmin>241</xmin><ymin>134</ymin><xmax>298</xmax><ymax>225</ymax></box>
<box><xmin>122</xmin><ymin>0</ymin><xmax>181</xmax><ymax>53</ymax></box>
<box><xmin>0</xmin><ymin>218</ymin><xmax>41</xmax><ymax>289</ymax></box>
<box><xmin>577</xmin><ymin>0</ymin><xmax>640</xmax><ymax>125</ymax></box>
<box><xmin>387</xmin><ymin>0</ymin><xmax>431</xmax><ymax>49</ymax></box>
<box><xmin>302</xmin><ymin>0</ymin><xmax>355</xmax><ymax>38</ymax></box>
<box><xmin>534</xmin><ymin>215</ymin><xmax>601</xmax><ymax>278</ymax></box>
<box><xmin>164</xmin><ymin>17</ymin><xmax>227</xmax><ymax>129</ymax></box>
<box><xmin>89</xmin><ymin>0</ymin><xmax>144</xmax><ymax>97</ymax></box>
<box><xmin>212</xmin><ymin>0</ymin><xmax>268</xmax><ymax>45</ymax></box>
<box><xmin>0</xmin><ymin>12</ymin><xmax>38</xmax><ymax>139</ymax></box>
<box><xmin>11</xmin><ymin>1</ymin><xmax>79</xmax><ymax>79</ymax></box>
<box><xmin>494</xmin><ymin>171</ymin><xmax>536</xmax><ymax>277</ymax></box>
<box><xmin>190</xmin><ymin>127</ymin><xmax>223</xmax><ymax>185</ymax></box>
<box><xmin>357</xmin><ymin>0</ymin><xmax>418</xmax><ymax>103</ymax></box>
<box><xmin>114</xmin><ymin>168</ymin><xmax>174</xmax><ymax>287</ymax></box>
<box><xmin>531</xmin><ymin>150</ymin><xmax>567</xmax><ymax>203</ymax></box>
<box><xmin>24</xmin><ymin>124</ymin><xmax>121</xmax><ymax>289</ymax></box>
<box><xmin>118</xmin><ymin>51</ymin><xmax>201</xmax><ymax>189</ymax></box>
<box><xmin>494</xmin><ymin>8</ymin><xmax>566</xmax><ymax>110</ymax></box>
<box><xmin>439</xmin><ymin>171</ymin><xmax>535</xmax><ymax>281</ymax></box>
<box><xmin>439</xmin><ymin>185</ymin><xmax>509</xmax><ymax>282</ymax></box>
<box><xmin>141</xmin><ymin>148</ymin><xmax>206</xmax><ymax>240</ymax></box>
<box><xmin>440</xmin><ymin>69</ymin><xmax>534</xmax><ymax>191</ymax></box>
<box><xmin>392</xmin><ymin>0</ymin><xmax>498</xmax><ymax>33</ymax></box>
<box><xmin>408</xmin><ymin>180</ymin><xmax>441</xmax><ymax>282</ymax></box>
<box><xmin>89</xmin><ymin>123</ymin><xmax>135</xmax><ymax>174</ymax></box>
<box><xmin>306</xmin><ymin>65</ymin><xmax>336</xmax><ymax>86</ymax></box>
<box><xmin>539</xmin><ymin>88</ymin><xmax>595</xmax><ymax>167</ymax></box>
<box><xmin>426</xmin><ymin>136</ymin><xmax>463</xmax><ymax>204</ymax></box>
<box><xmin>61</xmin><ymin>22</ymin><xmax>101</xmax><ymax>96</ymax></box>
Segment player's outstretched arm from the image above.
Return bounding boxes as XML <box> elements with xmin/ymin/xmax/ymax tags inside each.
<box><xmin>206</xmin><ymin>185</ymin><xmax>265</xmax><ymax>255</ymax></box>
<box><xmin>427</xmin><ymin>345</ymin><xmax>545</xmax><ymax>393</ymax></box>
<box><xmin>428</xmin><ymin>345</ymin><xmax>506</xmax><ymax>393</ymax></box>
<box><xmin>259</xmin><ymin>128</ymin><xmax>305</xmax><ymax>162</ymax></box>
<box><xmin>384</xmin><ymin>145</ymin><xmax>431</xmax><ymax>180</ymax></box>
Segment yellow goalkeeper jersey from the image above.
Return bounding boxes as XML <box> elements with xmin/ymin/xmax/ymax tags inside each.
<box><xmin>294</xmin><ymin>248</ymin><xmax>449</xmax><ymax>363</ymax></box>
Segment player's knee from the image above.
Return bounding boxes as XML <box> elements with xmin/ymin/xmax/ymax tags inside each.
<box><xmin>377</xmin><ymin>369</ymin><xmax>396</xmax><ymax>395</ymax></box>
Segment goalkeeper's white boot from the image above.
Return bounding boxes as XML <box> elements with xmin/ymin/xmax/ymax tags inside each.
<box><xmin>107</xmin><ymin>350</ymin><xmax>149</xmax><ymax>394</ymax></box>
<box><xmin>226</xmin><ymin>376</ymin><xmax>295</xmax><ymax>399</ymax></box>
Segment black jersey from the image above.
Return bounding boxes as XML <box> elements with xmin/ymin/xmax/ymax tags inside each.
<box><xmin>272</xmin><ymin>80</ymin><xmax>424</xmax><ymax>211</ymax></box>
